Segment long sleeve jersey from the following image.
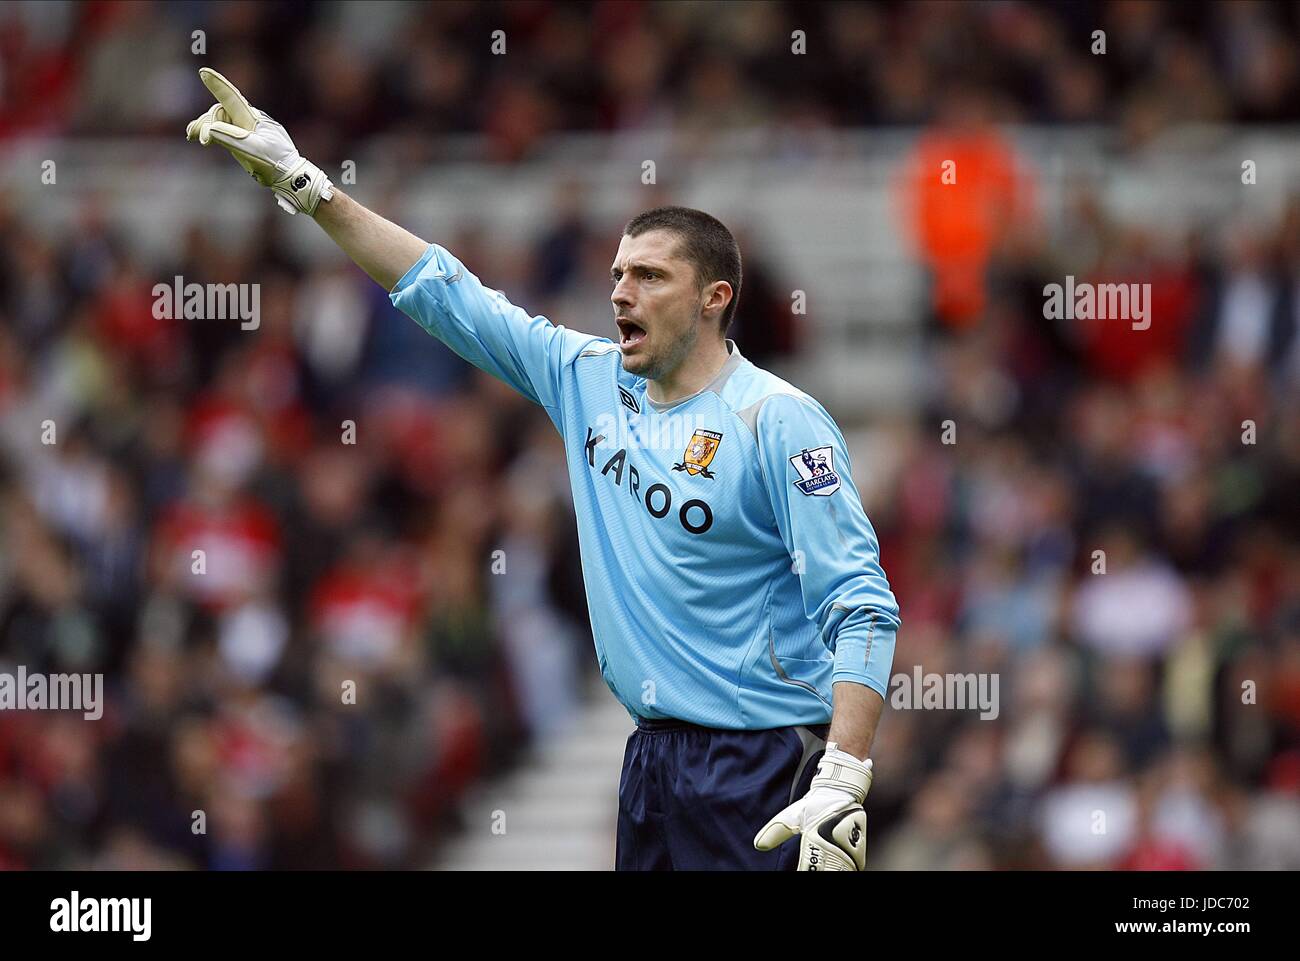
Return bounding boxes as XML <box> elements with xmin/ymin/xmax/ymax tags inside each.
<box><xmin>390</xmin><ymin>243</ymin><xmax>899</xmax><ymax>728</ymax></box>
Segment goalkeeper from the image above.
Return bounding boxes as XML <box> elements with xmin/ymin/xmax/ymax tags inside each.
<box><xmin>187</xmin><ymin>68</ymin><xmax>899</xmax><ymax>871</ymax></box>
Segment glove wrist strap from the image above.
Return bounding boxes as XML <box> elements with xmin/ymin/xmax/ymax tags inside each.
<box><xmin>272</xmin><ymin>158</ymin><xmax>334</xmax><ymax>216</ymax></box>
<box><xmin>812</xmin><ymin>744</ymin><xmax>873</xmax><ymax>804</ymax></box>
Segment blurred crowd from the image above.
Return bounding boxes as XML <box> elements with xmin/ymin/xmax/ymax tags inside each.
<box><xmin>866</xmin><ymin>177</ymin><xmax>1300</xmax><ymax>868</ymax></box>
<box><xmin>1</xmin><ymin>0</ymin><xmax>1299</xmax><ymax>871</ymax></box>
<box><xmin>0</xmin><ymin>196</ymin><xmax>624</xmax><ymax>867</ymax></box>
<box><xmin>2</xmin><ymin>1</ymin><xmax>1299</xmax><ymax>154</ymax></box>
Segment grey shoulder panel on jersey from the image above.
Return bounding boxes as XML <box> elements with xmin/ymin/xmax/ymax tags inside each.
<box><xmin>735</xmin><ymin>389</ymin><xmax>813</xmax><ymax>441</ymax></box>
<box><xmin>734</xmin><ymin>396</ymin><xmax>770</xmax><ymax>440</ymax></box>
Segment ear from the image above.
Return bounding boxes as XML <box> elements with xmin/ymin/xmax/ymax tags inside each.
<box><xmin>701</xmin><ymin>280</ymin><xmax>733</xmax><ymax>324</ymax></box>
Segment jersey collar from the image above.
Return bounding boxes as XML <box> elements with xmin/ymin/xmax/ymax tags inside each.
<box><xmin>644</xmin><ymin>339</ymin><xmax>746</xmax><ymax>412</ymax></box>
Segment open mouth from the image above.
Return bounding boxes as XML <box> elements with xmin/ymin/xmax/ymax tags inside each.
<box><xmin>617</xmin><ymin>318</ymin><xmax>647</xmax><ymax>349</ymax></box>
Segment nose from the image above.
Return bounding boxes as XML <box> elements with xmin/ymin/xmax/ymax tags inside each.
<box><xmin>611</xmin><ymin>274</ymin><xmax>634</xmax><ymax>311</ymax></box>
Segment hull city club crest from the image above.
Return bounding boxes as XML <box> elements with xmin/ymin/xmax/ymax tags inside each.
<box><xmin>790</xmin><ymin>446</ymin><xmax>841</xmax><ymax>496</ymax></box>
<box><xmin>673</xmin><ymin>429</ymin><xmax>723</xmax><ymax>479</ymax></box>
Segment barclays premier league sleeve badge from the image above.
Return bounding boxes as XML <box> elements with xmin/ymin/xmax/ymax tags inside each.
<box><xmin>790</xmin><ymin>446</ymin><xmax>841</xmax><ymax>496</ymax></box>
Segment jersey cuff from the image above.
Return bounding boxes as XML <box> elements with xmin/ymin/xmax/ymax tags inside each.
<box><xmin>830</xmin><ymin>618</ymin><xmax>897</xmax><ymax>700</ymax></box>
<box><xmin>388</xmin><ymin>243</ymin><xmax>439</xmax><ymax>297</ymax></box>
<box><xmin>830</xmin><ymin>670</ymin><xmax>888</xmax><ymax>700</ymax></box>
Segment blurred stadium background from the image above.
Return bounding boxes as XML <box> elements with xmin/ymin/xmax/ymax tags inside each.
<box><xmin>2</xmin><ymin>0</ymin><xmax>1300</xmax><ymax>870</ymax></box>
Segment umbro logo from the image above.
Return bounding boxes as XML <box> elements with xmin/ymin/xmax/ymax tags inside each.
<box><xmin>618</xmin><ymin>385</ymin><xmax>640</xmax><ymax>414</ymax></box>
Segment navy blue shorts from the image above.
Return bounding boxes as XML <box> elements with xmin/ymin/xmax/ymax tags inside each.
<box><xmin>615</xmin><ymin>718</ymin><xmax>830</xmax><ymax>871</ymax></box>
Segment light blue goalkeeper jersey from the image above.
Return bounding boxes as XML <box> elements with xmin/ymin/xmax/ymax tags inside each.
<box><xmin>391</xmin><ymin>243</ymin><xmax>900</xmax><ymax>729</ymax></box>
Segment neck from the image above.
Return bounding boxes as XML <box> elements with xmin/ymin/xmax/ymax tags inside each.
<box><xmin>647</xmin><ymin>337</ymin><xmax>732</xmax><ymax>405</ymax></box>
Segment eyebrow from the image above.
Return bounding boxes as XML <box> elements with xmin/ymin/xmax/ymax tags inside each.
<box><xmin>610</xmin><ymin>261</ymin><xmax>670</xmax><ymax>279</ymax></box>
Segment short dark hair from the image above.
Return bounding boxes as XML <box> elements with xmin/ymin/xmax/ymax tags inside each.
<box><xmin>623</xmin><ymin>206</ymin><xmax>742</xmax><ymax>336</ymax></box>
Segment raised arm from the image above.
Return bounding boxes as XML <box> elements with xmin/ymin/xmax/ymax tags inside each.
<box><xmin>312</xmin><ymin>189</ymin><xmax>427</xmax><ymax>293</ymax></box>
<box><xmin>184</xmin><ymin>67</ymin><xmax>426</xmax><ymax>291</ymax></box>
<box><xmin>185</xmin><ymin>67</ymin><xmax>606</xmax><ymax>422</ymax></box>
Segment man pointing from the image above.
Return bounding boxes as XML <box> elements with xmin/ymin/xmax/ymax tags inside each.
<box><xmin>187</xmin><ymin>67</ymin><xmax>900</xmax><ymax>871</ymax></box>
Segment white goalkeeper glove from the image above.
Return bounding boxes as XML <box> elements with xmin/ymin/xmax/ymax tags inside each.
<box><xmin>185</xmin><ymin>66</ymin><xmax>334</xmax><ymax>216</ymax></box>
<box><xmin>754</xmin><ymin>742</ymin><xmax>872</xmax><ymax>871</ymax></box>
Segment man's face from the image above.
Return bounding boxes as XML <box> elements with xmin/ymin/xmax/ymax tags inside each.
<box><xmin>609</xmin><ymin>229</ymin><xmax>707</xmax><ymax>380</ymax></box>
